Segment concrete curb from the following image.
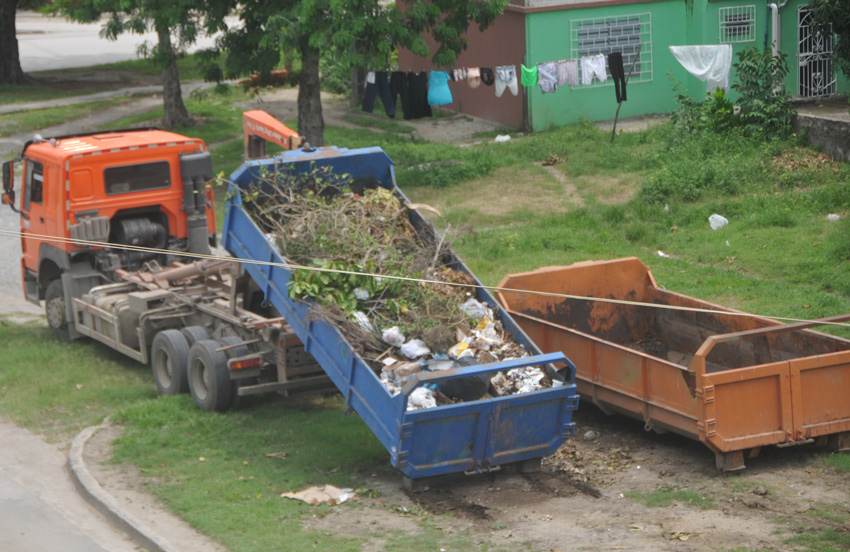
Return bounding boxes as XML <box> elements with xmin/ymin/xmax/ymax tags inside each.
<box><xmin>67</xmin><ymin>419</ymin><xmax>178</xmax><ymax>552</ymax></box>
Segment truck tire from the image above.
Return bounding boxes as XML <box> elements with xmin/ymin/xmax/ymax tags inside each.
<box><xmin>187</xmin><ymin>339</ymin><xmax>233</xmax><ymax>412</ymax></box>
<box><xmin>45</xmin><ymin>279</ymin><xmax>71</xmax><ymax>341</ymax></box>
<box><xmin>151</xmin><ymin>330</ymin><xmax>190</xmax><ymax>395</ymax></box>
<box><xmin>181</xmin><ymin>326</ymin><xmax>210</xmax><ymax>347</ymax></box>
<box><xmin>218</xmin><ymin>336</ymin><xmax>252</xmax><ymax>409</ymax></box>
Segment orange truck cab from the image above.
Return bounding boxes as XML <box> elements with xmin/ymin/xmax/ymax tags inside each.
<box><xmin>1</xmin><ymin>128</ymin><xmax>216</xmax><ymax>339</ymax></box>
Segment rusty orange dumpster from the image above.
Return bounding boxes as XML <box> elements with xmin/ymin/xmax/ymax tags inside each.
<box><xmin>497</xmin><ymin>257</ymin><xmax>850</xmax><ymax>470</ymax></box>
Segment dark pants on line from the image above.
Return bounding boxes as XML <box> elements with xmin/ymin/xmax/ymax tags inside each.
<box><xmin>362</xmin><ymin>71</ymin><xmax>396</xmax><ymax>117</ymax></box>
<box><xmin>390</xmin><ymin>71</ymin><xmax>411</xmax><ymax>120</ymax></box>
<box><xmin>608</xmin><ymin>52</ymin><xmax>627</xmax><ymax>103</ymax></box>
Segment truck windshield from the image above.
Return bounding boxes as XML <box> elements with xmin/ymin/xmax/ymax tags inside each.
<box><xmin>105</xmin><ymin>161</ymin><xmax>171</xmax><ymax>194</ymax></box>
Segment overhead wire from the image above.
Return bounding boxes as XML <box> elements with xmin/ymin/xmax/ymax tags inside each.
<box><xmin>1</xmin><ymin>227</ymin><xmax>848</xmax><ymax>329</ymax></box>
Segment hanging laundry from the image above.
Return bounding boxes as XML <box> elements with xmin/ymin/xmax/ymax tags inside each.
<box><xmin>467</xmin><ymin>67</ymin><xmax>482</xmax><ymax>88</ymax></box>
<box><xmin>669</xmin><ymin>45</ymin><xmax>733</xmax><ymax>93</ymax></box>
<box><xmin>520</xmin><ymin>64</ymin><xmax>538</xmax><ymax>88</ymax></box>
<box><xmin>480</xmin><ymin>67</ymin><xmax>495</xmax><ymax>86</ymax></box>
<box><xmin>608</xmin><ymin>52</ymin><xmax>627</xmax><ymax>102</ymax></box>
<box><xmin>453</xmin><ymin>68</ymin><xmax>467</xmax><ymax>81</ymax></box>
<box><xmin>494</xmin><ymin>65</ymin><xmax>518</xmax><ymax>97</ymax></box>
<box><xmin>580</xmin><ymin>54</ymin><xmax>607</xmax><ymax>85</ymax></box>
<box><xmin>362</xmin><ymin>71</ymin><xmax>395</xmax><ymax>117</ymax></box>
<box><xmin>428</xmin><ymin>70</ymin><xmax>453</xmax><ymax>106</ymax></box>
<box><xmin>556</xmin><ymin>59</ymin><xmax>579</xmax><ymax>87</ymax></box>
<box><xmin>537</xmin><ymin>62</ymin><xmax>557</xmax><ymax>94</ymax></box>
<box><xmin>407</xmin><ymin>71</ymin><xmax>432</xmax><ymax>119</ymax></box>
<box><xmin>390</xmin><ymin>71</ymin><xmax>411</xmax><ymax>119</ymax></box>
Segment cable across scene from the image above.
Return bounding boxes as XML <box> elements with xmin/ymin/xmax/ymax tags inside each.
<box><xmin>1</xmin><ymin>227</ymin><xmax>848</xmax><ymax>329</ymax></box>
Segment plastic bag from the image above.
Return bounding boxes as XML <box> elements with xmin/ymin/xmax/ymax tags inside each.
<box><xmin>382</xmin><ymin>326</ymin><xmax>405</xmax><ymax>347</ymax></box>
<box><xmin>352</xmin><ymin>311</ymin><xmax>372</xmax><ymax>333</ymax></box>
<box><xmin>460</xmin><ymin>298</ymin><xmax>489</xmax><ymax>320</ymax></box>
<box><xmin>400</xmin><ymin>339</ymin><xmax>431</xmax><ymax>359</ymax></box>
<box><xmin>407</xmin><ymin>387</ymin><xmax>436</xmax><ymax>410</ymax></box>
<box><xmin>709</xmin><ymin>214</ymin><xmax>728</xmax><ymax>230</ymax></box>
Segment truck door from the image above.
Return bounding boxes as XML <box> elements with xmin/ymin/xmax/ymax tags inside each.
<box><xmin>21</xmin><ymin>159</ymin><xmax>46</xmax><ymax>272</ymax></box>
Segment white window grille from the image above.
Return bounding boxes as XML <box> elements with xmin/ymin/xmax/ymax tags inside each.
<box><xmin>719</xmin><ymin>6</ymin><xmax>756</xmax><ymax>43</ymax></box>
<box><xmin>570</xmin><ymin>14</ymin><xmax>652</xmax><ymax>88</ymax></box>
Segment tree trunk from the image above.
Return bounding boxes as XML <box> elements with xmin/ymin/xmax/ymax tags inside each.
<box><xmin>0</xmin><ymin>0</ymin><xmax>26</xmax><ymax>84</ymax></box>
<box><xmin>157</xmin><ymin>26</ymin><xmax>190</xmax><ymax>128</ymax></box>
<box><xmin>298</xmin><ymin>45</ymin><xmax>324</xmax><ymax>147</ymax></box>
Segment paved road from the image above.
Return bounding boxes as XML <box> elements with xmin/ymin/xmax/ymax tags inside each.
<box><xmin>17</xmin><ymin>10</ymin><xmax>220</xmax><ymax>73</ymax></box>
<box><xmin>0</xmin><ymin>423</ymin><xmax>140</xmax><ymax>552</ymax></box>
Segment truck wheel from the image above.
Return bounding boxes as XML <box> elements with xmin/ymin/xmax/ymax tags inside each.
<box><xmin>181</xmin><ymin>326</ymin><xmax>209</xmax><ymax>347</ymax></box>
<box><xmin>45</xmin><ymin>279</ymin><xmax>71</xmax><ymax>341</ymax></box>
<box><xmin>151</xmin><ymin>330</ymin><xmax>190</xmax><ymax>395</ymax></box>
<box><xmin>187</xmin><ymin>339</ymin><xmax>233</xmax><ymax>412</ymax></box>
<box><xmin>218</xmin><ymin>336</ymin><xmax>252</xmax><ymax>409</ymax></box>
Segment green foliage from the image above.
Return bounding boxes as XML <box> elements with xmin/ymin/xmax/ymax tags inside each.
<box><xmin>669</xmin><ymin>73</ymin><xmax>737</xmax><ymax>134</ymax></box>
<box><xmin>319</xmin><ymin>49</ymin><xmax>351</xmax><ymax>95</ymax></box>
<box><xmin>639</xmin><ymin>128</ymin><xmax>770</xmax><ymax>203</ymax></box>
<box><xmin>733</xmin><ymin>46</ymin><xmax>796</xmax><ymax>138</ymax></box>
<box><xmin>625</xmin><ymin>484</ymin><xmax>716</xmax><ymax>510</ymax></box>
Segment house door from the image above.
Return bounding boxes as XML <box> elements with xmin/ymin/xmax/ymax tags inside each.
<box><xmin>798</xmin><ymin>6</ymin><xmax>836</xmax><ymax>97</ymax></box>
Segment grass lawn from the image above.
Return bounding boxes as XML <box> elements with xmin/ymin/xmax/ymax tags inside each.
<box><xmin>2</xmin><ymin>84</ymin><xmax>849</xmax><ymax>552</ymax></box>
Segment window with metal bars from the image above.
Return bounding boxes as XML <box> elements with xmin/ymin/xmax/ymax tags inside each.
<box><xmin>720</xmin><ymin>6</ymin><xmax>756</xmax><ymax>43</ymax></box>
<box><xmin>570</xmin><ymin>14</ymin><xmax>652</xmax><ymax>87</ymax></box>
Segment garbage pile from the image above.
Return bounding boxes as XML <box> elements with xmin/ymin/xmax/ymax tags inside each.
<box><xmin>243</xmin><ymin>167</ymin><xmax>554</xmax><ymax>410</ymax></box>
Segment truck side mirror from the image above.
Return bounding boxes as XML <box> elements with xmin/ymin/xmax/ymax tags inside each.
<box><xmin>2</xmin><ymin>161</ymin><xmax>14</xmax><ymax>206</ymax></box>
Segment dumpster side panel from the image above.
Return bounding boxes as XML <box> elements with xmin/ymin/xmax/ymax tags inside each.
<box><xmin>701</xmin><ymin>364</ymin><xmax>793</xmax><ymax>452</ymax></box>
<box><xmin>791</xmin><ymin>352</ymin><xmax>850</xmax><ymax>439</ymax></box>
<box><xmin>509</xmin><ymin>311</ymin><xmax>700</xmax><ymax>438</ymax></box>
<box><xmin>399</xmin><ymin>389</ymin><xmax>577</xmax><ymax>476</ymax></box>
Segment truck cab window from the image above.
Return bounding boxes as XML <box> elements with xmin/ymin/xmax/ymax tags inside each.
<box><xmin>105</xmin><ymin>161</ymin><xmax>171</xmax><ymax>194</ymax></box>
<box><xmin>23</xmin><ymin>160</ymin><xmax>44</xmax><ymax>211</ymax></box>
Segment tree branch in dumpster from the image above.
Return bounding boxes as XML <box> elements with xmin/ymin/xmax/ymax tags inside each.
<box><xmin>238</xmin><ymin>165</ymin><xmax>555</xmax><ymax>409</ymax></box>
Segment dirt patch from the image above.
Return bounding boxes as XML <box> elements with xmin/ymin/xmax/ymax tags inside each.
<box><xmin>29</xmin><ymin>69</ymin><xmax>163</xmax><ymax>91</ymax></box>
<box><xmin>291</xmin><ymin>405</ymin><xmax>850</xmax><ymax>552</ymax></box>
<box><xmin>405</xmin><ymin>165</ymin><xmax>580</xmax><ymax>224</ymax></box>
<box><xmin>575</xmin><ymin>172</ymin><xmax>642</xmax><ymax>205</ymax></box>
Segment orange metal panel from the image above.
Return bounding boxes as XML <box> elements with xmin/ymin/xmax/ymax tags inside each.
<box><xmin>790</xmin><ymin>352</ymin><xmax>850</xmax><ymax>439</ymax></box>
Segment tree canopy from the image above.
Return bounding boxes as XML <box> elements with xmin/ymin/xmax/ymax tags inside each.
<box><xmin>50</xmin><ymin>0</ymin><xmax>227</xmax><ymax>126</ymax></box>
<box><xmin>212</xmin><ymin>0</ymin><xmax>509</xmax><ymax>146</ymax></box>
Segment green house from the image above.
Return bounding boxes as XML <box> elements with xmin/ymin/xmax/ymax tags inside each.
<box><xmin>397</xmin><ymin>0</ymin><xmax>849</xmax><ymax>131</ymax></box>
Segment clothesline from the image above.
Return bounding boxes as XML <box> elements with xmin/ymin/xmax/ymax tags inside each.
<box><xmin>363</xmin><ymin>52</ymin><xmax>626</xmax><ymax>119</ymax></box>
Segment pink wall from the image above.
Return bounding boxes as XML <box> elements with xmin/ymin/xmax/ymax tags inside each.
<box><xmin>397</xmin><ymin>10</ymin><xmax>527</xmax><ymax>129</ymax></box>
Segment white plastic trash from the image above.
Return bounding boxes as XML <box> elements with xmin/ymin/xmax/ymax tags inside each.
<box><xmin>827</xmin><ymin>214</ymin><xmax>841</xmax><ymax>222</ymax></box>
<box><xmin>709</xmin><ymin>214</ymin><xmax>729</xmax><ymax>230</ymax></box>
<box><xmin>382</xmin><ymin>326</ymin><xmax>405</xmax><ymax>347</ymax></box>
<box><xmin>352</xmin><ymin>311</ymin><xmax>372</xmax><ymax>333</ymax></box>
<box><xmin>657</xmin><ymin>250</ymin><xmax>670</xmax><ymax>258</ymax></box>
<box><xmin>460</xmin><ymin>298</ymin><xmax>489</xmax><ymax>320</ymax></box>
<box><xmin>494</xmin><ymin>135</ymin><xmax>511</xmax><ymax>143</ymax></box>
<box><xmin>407</xmin><ymin>387</ymin><xmax>437</xmax><ymax>410</ymax></box>
<box><xmin>400</xmin><ymin>339</ymin><xmax>431</xmax><ymax>359</ymax></box>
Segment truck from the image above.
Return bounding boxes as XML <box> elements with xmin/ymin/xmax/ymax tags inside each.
<box><xmin>497</xmin><ymin>257</ymin><xmax>850</xmax><ymax>470</ymax></box>
<box><xmin>1</xmin><ymin>112</ymin><xmax>580</xmax><ymax>482</ymax></box>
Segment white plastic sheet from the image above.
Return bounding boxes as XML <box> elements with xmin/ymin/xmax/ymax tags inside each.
<box><xmin>669</xmin><ymin>45</ymin><xmax>733</xmax><ymax>93</ymax></box>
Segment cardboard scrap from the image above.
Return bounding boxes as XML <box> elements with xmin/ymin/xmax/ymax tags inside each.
<box><xmin>280</xmin><ymin>484</ymin><xmax>356</xmax><ymax>506</ymax></box>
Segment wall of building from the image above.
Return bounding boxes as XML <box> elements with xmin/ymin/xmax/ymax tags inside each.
<box><xmin>524</xmin><ymin>0</ymin><xmax>690</xmax><ymax>130</ymax></box>
<box><xmin>396</xmin><ymin>10</ymin><xmax>527</xmax><ymax>129</ymax></box>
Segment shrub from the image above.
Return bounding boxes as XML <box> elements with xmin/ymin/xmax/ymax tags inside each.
<box><xmin>669</xmin><ymin>73</ymin><xmax>737</xmax><ymax>134</ymax></box>
<box><xmin>733</xmin><ymin>46</ymin><xmax>796</xmax><ymax>138</ymax></box>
